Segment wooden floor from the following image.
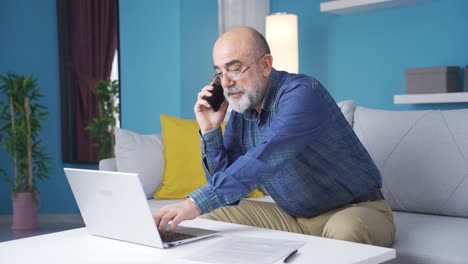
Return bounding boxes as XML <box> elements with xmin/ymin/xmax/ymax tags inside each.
<box><xmin>0</xmin><ymin>215</ymin><xmax>85</xmax><ymax>243</ymax></box>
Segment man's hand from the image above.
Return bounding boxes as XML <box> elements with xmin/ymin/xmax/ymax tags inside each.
<box><xmin>194</xmin><ymin>84</ymin><xmax>229</xmax><ymax>134</ymax></box>
<box><xmin>153</xmin><ymin>198</ymin><xmax>201</xmax><ymax>234</ymax></box>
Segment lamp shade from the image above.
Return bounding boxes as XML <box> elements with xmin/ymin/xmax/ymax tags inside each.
<box><xmin>265</xmin><ymin>13</ymin><xmax>298</xmax><ymax>73</ymax></box>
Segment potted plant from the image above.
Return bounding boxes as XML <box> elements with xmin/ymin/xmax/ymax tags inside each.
<box><xmin>0</xmin><ymin>73</ymin><xmax>52</xmax><ymax>232</ymax></box>
<box><xmin>85</xmin><ymin>79</ymin><xmax>119</xmax><ymax>160</ymax></box>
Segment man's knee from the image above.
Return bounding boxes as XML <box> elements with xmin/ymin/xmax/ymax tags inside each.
<box><xmin>322</xmin><ymin>212</ymin><xmax>369</xmax><ymax>243</ymax></box>
<box><xmin>321</xmin><ymin>206</ymin><xmax>395</xmax><ymax>247</ymax></box>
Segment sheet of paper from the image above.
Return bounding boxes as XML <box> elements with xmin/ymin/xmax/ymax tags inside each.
<box><xmin>183</xmin><ymin>236</ymin><xmax>306</xmax><ymax>264</ymax></box>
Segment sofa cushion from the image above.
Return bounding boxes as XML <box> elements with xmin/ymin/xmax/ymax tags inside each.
<box><xmin>337</xmin><ymin>100</ymin><xmax>355</xmax><ymax>126</ymax></box>
<box><xmin>114</xmin><ymin>128</ymin><xmax>164</xmax><ymax>198</ymax></box>
<box><xmin>387</xmin><ymin>211</ymin><xmax>468</xmax><ymax>264</ymax></box>
<box><xmin>154</xmin><ymin>115</ymin><xmax>263</xmax><ymax>199</ymax></box>
<box><xmin>353</xmin><ymin>107</ymin><xmax>468</xmax><ymax>217</ymax></box>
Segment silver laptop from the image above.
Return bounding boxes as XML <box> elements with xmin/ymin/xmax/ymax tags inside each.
<box><xmin>64</xmin><ymin>168</ymin><xmax>217</xmax><ymax>248</ymax></box>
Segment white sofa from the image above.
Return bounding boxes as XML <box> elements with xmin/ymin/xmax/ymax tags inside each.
<box><xmin>100</xmin><ymin>102</ymin><xmax>468</xmax><ymax>264</ymax></box>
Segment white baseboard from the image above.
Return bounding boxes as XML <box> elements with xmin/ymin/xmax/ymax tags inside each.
<box><xmin>0</xmin><ymin>214</ymin><xmax>84</xmax><ymax>225</ymax></box>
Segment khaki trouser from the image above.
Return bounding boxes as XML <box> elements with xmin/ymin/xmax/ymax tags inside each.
<box><xmin>201</xmin><ymin>199</ymin><xmax>396</xmax><ymax>247</ymax></box>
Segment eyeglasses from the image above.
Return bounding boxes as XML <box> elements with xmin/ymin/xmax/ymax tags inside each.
<box><xmin>213</xmin><ymin>54</ymin><xmax>265</xmax><ymax>82</ymax></box>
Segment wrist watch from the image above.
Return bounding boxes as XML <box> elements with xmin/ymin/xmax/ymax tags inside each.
<box><xmin>187</xmin><ymin>196</ymin><xmax>197</xmax><ymax>205</ymax></box>
<box><xmin>187</xmin><ymin>196</ymin><xmax>201</xmax><ymax>213</ymax></box>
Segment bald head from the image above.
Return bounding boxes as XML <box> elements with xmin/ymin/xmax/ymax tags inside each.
<box><xmin>212</xmin><ymin>27</ymin><xmax>273</xmax><ymax>113</ymax></box>
<box><xmin>213</xmin><ymin>26</ymin><xmax>270</xmax><ymax>62</ymax></box>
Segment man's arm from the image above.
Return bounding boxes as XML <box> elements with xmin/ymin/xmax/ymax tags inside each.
<box><xmin>199</xmin><ymin>116</ymin><xmax>244</xmax><ymax>180</ymax></box>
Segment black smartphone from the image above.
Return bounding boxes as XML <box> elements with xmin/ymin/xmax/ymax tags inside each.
<box><xmin>204</xmin><ymin>75</ymin><xmax>225</xmax><ymax>112</ymax></box>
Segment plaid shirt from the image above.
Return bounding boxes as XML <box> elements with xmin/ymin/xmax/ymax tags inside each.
<box><xmin>190</xmin><ymin>69</ymin><xmax>382</xmax><ymax>217</ymax></box>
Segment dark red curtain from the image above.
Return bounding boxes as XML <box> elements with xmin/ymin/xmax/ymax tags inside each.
<box><xmin>68</xmin><ymin>0</ymin><xmax>117</xmax><ymax>162</ymax></box>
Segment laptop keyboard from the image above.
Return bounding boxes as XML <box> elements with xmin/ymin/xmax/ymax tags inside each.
<box><xmin>160</xmin><ymin>232</ymin><xmax>195</xmax><ymax>243</ymax></box>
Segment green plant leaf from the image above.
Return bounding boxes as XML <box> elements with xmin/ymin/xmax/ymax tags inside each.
<box><xmin>0</xmin><ymin>73</ymin><xmax>52</xmax><ymax>193</ymax></box>
<box><xmin>85</xmin><ymin>79</ymin><xmax>119</xmax><ymax>160</ymax></box>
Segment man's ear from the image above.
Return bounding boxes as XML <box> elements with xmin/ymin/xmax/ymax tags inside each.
<box><xmin>260</xmin><ymin>54</ymin><xmax>273</xmax><ymax>78</ymax></box>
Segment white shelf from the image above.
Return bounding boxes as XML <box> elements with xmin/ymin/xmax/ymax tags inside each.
<box><xmin>394</xmin><ymin>92</ymin><xmax>468</xmax><ymax>104</ymax></box>
<box><xmin>320</xmin><ymin>0</ymin><xmax>430</xmax><ymax>15</ymax></box>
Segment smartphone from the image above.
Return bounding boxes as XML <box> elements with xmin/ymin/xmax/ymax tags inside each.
<box><xmin>204</xmin><ymin>75</ymin><xmax>225</xmax><ymax>112</ymax></box>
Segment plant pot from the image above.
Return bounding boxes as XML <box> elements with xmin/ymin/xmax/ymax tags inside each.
<box><xmin>11</xmin><ymin>192</ymin><xmax>38</xmax><ymax>232</ymax></box>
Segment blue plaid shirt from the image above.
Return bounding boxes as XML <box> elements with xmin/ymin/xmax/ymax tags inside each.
<box><xmin>190</xmin><ymin>69</ymin><xmax>382</xmax><ymax>217</ymax></box>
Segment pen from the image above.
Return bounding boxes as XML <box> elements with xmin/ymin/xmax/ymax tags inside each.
<box><xmin>283</xmin><ymin>249</ymin><xmax>298</xmax><ymax>263</ymax></box>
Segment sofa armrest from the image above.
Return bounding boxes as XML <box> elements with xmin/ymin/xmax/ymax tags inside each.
<box><xmin>99</xmin><ymin>158</ymin><xmax>117</xmax><ymax>172</ymax></box>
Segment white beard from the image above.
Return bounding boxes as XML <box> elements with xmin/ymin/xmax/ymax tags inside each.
<box><xmin>224</xmin><ymin>72</ymin><xmax>264</xmax><ymax>113</ymax></box>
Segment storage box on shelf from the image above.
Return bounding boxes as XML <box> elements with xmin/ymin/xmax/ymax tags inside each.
<box><xmin>405</xmin><ymin>66</ymin><xmax>459</xmax><ymax>94</ymax></box>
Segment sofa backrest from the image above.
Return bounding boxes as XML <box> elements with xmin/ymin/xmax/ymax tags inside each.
<box><xmin>353</xmin><ymin>106</ymin><xmax>468</xmax><ymax>217</ymax></box>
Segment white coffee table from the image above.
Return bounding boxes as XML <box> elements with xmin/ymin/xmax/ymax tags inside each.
<box><xmin>0</xmin><ymin>216</ymin><xmax>394</xmax><ymax>264</ymax></box>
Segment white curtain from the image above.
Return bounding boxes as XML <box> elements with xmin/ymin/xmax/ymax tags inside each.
<box><xmin>218</xmin><ymin>0</ymin><xmax>270</xmax><ymax>36</ymax></box>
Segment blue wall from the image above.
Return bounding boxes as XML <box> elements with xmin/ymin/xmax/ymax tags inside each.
<box><xmin>1</xmin><ymin>0</ymin><xmax>467</xmax><ymax>214</ymax></box>
<box><xmin>119</xmin><ymin>0</ymin><xmax>182</xmax><ymax>134</ymax></box>
<box><xmin>180</xmin><ymin>0</ymin><xmax>218</xmax><ymax>119</ymax></box>
<box><xmin>271</xmin><ymin>0</ymin><xmax>468</xmax><ymax>110</ymax></box>
<box><xmin>120</xmin><ymin>0</ymin><xmax>218</xmax><ymax>126</ymax></box>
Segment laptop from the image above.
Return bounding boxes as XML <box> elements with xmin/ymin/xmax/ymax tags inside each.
<box><xmin>64</xmin><ymin>168</ymin><xmax>218</xmax><ymax>248</ymax></box>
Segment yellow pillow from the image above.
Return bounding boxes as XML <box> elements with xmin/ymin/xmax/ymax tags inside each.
<box><xmin>154</xmin><ymin>115</ymin><xmax>263</xmax><ymax>200</ymax></box>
